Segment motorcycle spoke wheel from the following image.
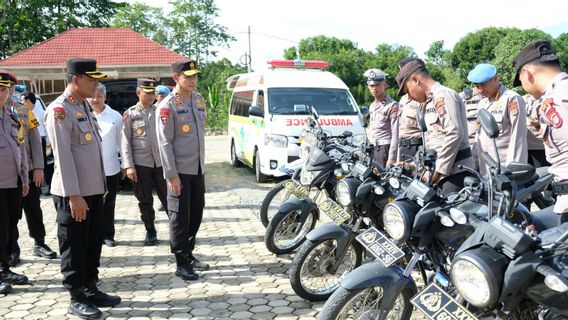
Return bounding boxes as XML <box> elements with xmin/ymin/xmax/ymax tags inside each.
<box><xmin>273</xmin><ymin>211</ymin><xmax>314</xmax><ymax>250</ymax></box>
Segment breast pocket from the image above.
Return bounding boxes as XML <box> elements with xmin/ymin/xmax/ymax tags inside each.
<box><xmin>492</xmin><ymin>111</ymin><xmax>505</xmax><ymax>134</ymax></box>
<box><xmin>424</xmin><ymin>112</ymin><xmax>443</xmax><ymax>134</ymax></box>
<box><xmin>177</xmin><ymin>114</ymin><xmax>191</xmax><ymax>135</ymax></box>
<box><xmin>132</xmin><ymin>122</ymin><xmax>147</xmax><ymax>137</ymax></box>
<box><xmin>78</xmin><ymin>121</ymin><xmax>95</xmax><ymax>145</ymax></box>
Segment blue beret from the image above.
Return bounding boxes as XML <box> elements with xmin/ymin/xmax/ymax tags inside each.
<box><xmin>467</xmin><ymin>63</ymin><xmax>497</xmax><ymax>84</ymax></box>
<box><xmin>155</xmin><ymin>85</ymin><xmax>171</xmax><ymax>95</ymax></box>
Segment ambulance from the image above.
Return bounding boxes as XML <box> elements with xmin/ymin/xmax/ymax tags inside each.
<box><xmin>227</xmin><ymin>59</ymin><xmax>367</xmax><ymax>182</ymax></box>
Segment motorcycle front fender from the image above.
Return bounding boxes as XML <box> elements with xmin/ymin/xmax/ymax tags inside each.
<box><xmin>278</xmin><ymin>197</ymin><xmax>319</xmax><ymax>223</ymax></box>
<box><xmin>306</xmin><ymin>222</ymin><xmax>351</xmax><ymax>242</ymax></box>
<box><xmin>340</xmin><ymin>261</ymin><xmax>418</xmax><ymax>311</ymax></box>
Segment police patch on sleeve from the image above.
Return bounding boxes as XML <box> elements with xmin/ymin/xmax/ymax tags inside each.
<box><xmin>541</xmin><ymin>98</ymin><xmax>563</xmax><ymax>128</ymax></box>
<box><xmin>390</xmin><ymin>105</ymin><xmax>399</xmax><ymax>117</ymax></box>
<box><xmin>434</xmin><ymin>97</ymin><xmax>447</xmax><ymax>118</ymax></box>
<box><xmin>54</xmin><ymin>107</ymin><xmax>66</xmax><ymax>123</ymax></box>
<box><xmin>507</xmin><ymin>99</ymin><xmax>519</xmax><ymax>116</ymax></box>
<box><xmin>159</xmin><ymin>108</ymin><xmax>171</xmax><ymax>125</ymax></box>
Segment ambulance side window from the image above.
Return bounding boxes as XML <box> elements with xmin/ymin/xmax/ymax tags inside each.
<box><xmin>230</xmin><ymin>90</ymin><xmax>254</xmax><ymax>117</ymax></box>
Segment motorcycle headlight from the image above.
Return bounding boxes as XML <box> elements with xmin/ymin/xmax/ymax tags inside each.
<box><xmin>335</xmin><ymin>179</ymin><xmax>359</xmax><ymax>207</ymax></box>
<box><xmin>352</xmin><ymin>134</ymin><xmax>366</xmax><ymax>146</ymax></box>
<box><xmin>299</xmin><ymin>141</ymin><xmax>311</xmax><ymax>159</ymax></box>
<box><xmin>300</xmin><ymin>170</ymin><xmax>320</xmax><ymax>185</ymax></box>
<box><xmin>265</xmin><ymin>134</ymin><xmax>288</xmax><ymax>148</ymax></box>
<box><xmin>383</xmin><ymin>201</ymin><xmax>414</xmax><ymax>241</ymax></box>
<box><xmin>451</xmin><ymin>247</ymin><xmax>507</xmax><ymax>307</ymax></box>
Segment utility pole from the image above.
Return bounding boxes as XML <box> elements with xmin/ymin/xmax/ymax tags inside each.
<box><xmin>248</xmin><ymin>26</ymin><xmax>252</xmax><ymax>72</ymax></box>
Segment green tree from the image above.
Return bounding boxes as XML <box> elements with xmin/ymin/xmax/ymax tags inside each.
<box><xmin>450</xmin><ymin>27</ymin><xmax>514</xmax><ymax>81</ymax></box>
<box><xmin>111</xmin><ymin>3</ymin><xmax>168</xmax><ymax>45</ymax></box>
<box><xmin>168</xmin><ymin>0</ymin><xmax>234</xmax><ymax>64</ymax></box>
<box><xmin>492</xmin><ymin>28</ymin><xmax>552</xmax><ymax>89</ymax></box>
<box><xmin>426</xmin><ymin>40</ymin><xmax>450</xmax><ymax>66</ymax></box>
<box><xmin>554</xmin><ymin>33</ymin><xmax>568</xmax><ymax>71</ymax></box>
<box><xmin>198</xmin><ymin>58</ymin><xmax>246</xmax><ymax>129</ymax></box>
<box><xmin>0</xmin><ymin>0</ymin><xmax>126</xmax><ymax>58</ymax></box>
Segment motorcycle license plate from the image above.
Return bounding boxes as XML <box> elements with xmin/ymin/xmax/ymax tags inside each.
<box><xmin>355</xmin><ymin>227</ymin><xmax>404</xmax><ymax>267</ymax></box>
<box><xmin>282</xmin><ymin>180</ymin><xmax>310</xmax><ymax>199</ymax></box>
<box><xmin>411</xmin><ymin>283</ymin><xmax>478</xmax><ymax>320</ymax></box>
<box><xmin>318</xmin><ymin>199</ymin><xmax>351</xmax><ymax>225</ymax></box>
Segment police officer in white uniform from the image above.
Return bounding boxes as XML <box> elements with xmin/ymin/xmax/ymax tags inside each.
<box><xmin>467</xmin><ymin>63</ymin><xmax>528</xmax><ymax>175</ymax></box>
<box><xmin>156</xmin><ymin>59</ymin><xmax>209</xmax><ymax>281</ymax></box>
<box><xmin>45</xmin><ymin>58</ymin><xmax>120</xmax><ymax>319</ymax></box>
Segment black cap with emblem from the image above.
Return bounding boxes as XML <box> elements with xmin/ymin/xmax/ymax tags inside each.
<box><xmin>0</xmin><ymin>72</ymin><xmax>12</xmax><ymax>88</ymax></box>
<box><xmin>66</xmin><ymin>58</ymin><xmax>107</xmax><ymax>79</ymax></box>
<box><xmin>395</xmin><ymin>60</ymin><xmax>427</xmax><ymax>97</ymax></box>
<box><xmin>171</xmin><ymin>59</ymin><xmax>201</xmax><ymax>76</ymax></box>
<box><xmin>137</xmin><ymin>78</ymin><xmax>158</xmax><ymax>93</ymax></box>
<box><xmin>512</xmin><ymin>40</ymin><xmax>559</xmax><ymax>86</ymax></box>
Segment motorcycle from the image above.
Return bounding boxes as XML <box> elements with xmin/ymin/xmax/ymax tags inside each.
<box><xmin>412</xmin><ymin>109</ymin><xmax>567</xmax><ymax>320</ymax></box>
<box><xmin>288</xmin><ymin>148</ymin><xmax>412</xmax><ymax>301</ymax></box>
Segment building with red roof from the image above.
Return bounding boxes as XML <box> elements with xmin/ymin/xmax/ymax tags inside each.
<box><xmin>0</xmin><ymin>28</ymin><xmax>186</xmax><ymax>102</ymax></box>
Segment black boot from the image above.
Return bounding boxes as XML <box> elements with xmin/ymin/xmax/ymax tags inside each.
<box><xmin>85</xmin><ymin>281</ymin><xmax>121</xmax><ymax>307</ymax></box>
<box><xmin>33</xmin><ymin>240</ymin><xmax>57</xmax><ymax>259</ymax></box>
<box><xmin>143</xmin><ymin>221</ymin><xmax>158</xmax><ymax>246</ymax></box>
<box><xmin>0</xmin><ymin>268</ymin><xmax>28</xmax><ymax>285</ymax></box>
<box><xmin>0</xmin><ymin>280</ymin><xmax>12</xmax><ymax>294</ymax></box>
<box><xmin>68</xmin><ymin>288</ymin><xmax>102</xmax><ymax>319</ymax></box>
<box><xmin>8</xmin><ymin>244</ymin><xmax>20</xmax><ymax>267</ymax></box>
<box><xmin>189</xmin><ymin>255</ymin><xmax>210</xmax><ymax>271</ymax></box>
<box><xmin>174</xmin><ymin>253</ymin><xmax>198</xmax><ymax>281</ymax></box>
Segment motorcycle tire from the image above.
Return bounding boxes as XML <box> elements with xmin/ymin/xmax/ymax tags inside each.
<box><xmin>264</xmin><ymin>208</ymin><xmax>317</xmax><ymax>255</ymax></box>
<box><xmin>289</xmin><ymin>238</ymin><xmax>362</xmax><ymax>301</ymax></box>
<box><xmin>259</xmin><ymin>181</ymin><xmax>292</xmax><ymax>228</ymax></box>
<box><xmin>319</xmin><ymin>285</ymin><xmax>414</xmax><ymax>320</ymax></box>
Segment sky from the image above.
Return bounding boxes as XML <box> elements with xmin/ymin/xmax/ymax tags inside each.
<box><xmin>126</xmin><ymin>0</ymin><xmax>568</xmax><ymax>71</ymax></box>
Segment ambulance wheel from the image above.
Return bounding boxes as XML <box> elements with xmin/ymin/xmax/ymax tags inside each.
<box><xmin>230</xmin><ymin>141</ymin><xmax>241</xmax><ymax>167</ymax></box>
<box><xmin>255</xmin><ymin>149</ymin><xmax>269</xmax><ymax>183</ymax></box>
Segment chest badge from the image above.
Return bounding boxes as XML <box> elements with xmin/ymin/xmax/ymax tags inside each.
<box><xmin>85</xmin><ymin>132</ymin><xmax>92</xmax><ymax>142</ymax></box>
<box><xmin>181</xmin><ymin>124</ymin><xmax>191</xmax><ymax>133</ymax></box>
<box><xmin>136</xmin><ymin>127</ymin><xmax>143</xmax><ymax>135</ymax></box>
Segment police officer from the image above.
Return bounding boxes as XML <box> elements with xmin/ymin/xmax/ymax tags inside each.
<box><xmin>459</xmin><ymin>87</ymin><xmax>482</xmax><ymax>146</ymax></box>
<box><xmin>467</xmin><ymin>63</ymin><xmax>528</xmax><ymax>175</ymax></box>
<box><xmin>121</xmin><ymin>78</ymin><xmax>168</xmax><ymax>246</ymax></box>
<box><xmin>156</xmin><ymin>59</ymin><xmax>209</xmax><ymax>281</ymax></box>
<box><xmin>45</xmin><ymin>58</ymin><xmax>120</xmax><ymax>319</ymax></box>
<box><xmin>523</xmin><ymin>93</ymin><xmax>549</xmax><ymax>167</ymax></box>
<box><xmin>364</xmin><ymin>68</ymin><xmax>399</xmax><ymax>167</ymax></box>
<box><xmin>396</xmin><ymin>57</ymin><xmax>425</xmax><ymax>162</ymax></box>
<box><xmin>2</xmin><ymin>71</ymin><xmax>57</xmax><ymax>265</ymax></box>
<box><xmin>513</xmin><ymin>40</ymin><xmax>568</xmax><ymax>223</ymax></box>
<box><xmin>396</xmin><ymin>60</ymin><xmax>475</xmax><ymax>194</ymax></box>
<box><xmin>0</xmin><ymin>72</ymin><xmax>29</xmax><ymax>294</ymax></box>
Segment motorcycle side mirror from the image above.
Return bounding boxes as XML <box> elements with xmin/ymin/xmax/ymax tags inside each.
<box><xmin>342</xmin><ymin>130</ymin><xmax>353</xmax><ymax>137</ymax></box>
<box><xmin>248</xmin><ymin>106</ymin><xmax>264</xmax><ymax>118</ymax></box>
<box><xmin>359</xmin><ymin>107</ymin><xmax>369</xmax><ymax>128</ymax></box>
<box><xmin>478</xmin><ymin>108</ymin><xmax>499</xmax><ymax>139</ymax></box>
<box><xmin>416</xmin><ymin>110</ymin><xmax>428</xmax><ymax>133</ymax></box>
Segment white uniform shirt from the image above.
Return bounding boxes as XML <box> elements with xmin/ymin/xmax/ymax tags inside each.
<box><xmin>33</xmin><ymin>99</ymin><xmax>47</xmax><ymax>138</ymax></box>
<box><xmin>95</xmin><ymin>105</ymin><xmax>123</xmax><ymax>176</ymax></box>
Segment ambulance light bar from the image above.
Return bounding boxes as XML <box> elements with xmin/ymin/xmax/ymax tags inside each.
<box><xmin>267</xmin><ymin>60</ymin><xmax>329</xmax><ymax>69</ymax></box>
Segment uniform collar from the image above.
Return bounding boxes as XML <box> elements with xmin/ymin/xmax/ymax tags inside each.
<box><xmin>543</xmin><ymin>72</ymin><xmax>568</xmax><ymax>97</ymax></box>
<box><xmin>63</xmin><ymin>88</ymin><xmax>82</xmax><ymax>105</ymax></box>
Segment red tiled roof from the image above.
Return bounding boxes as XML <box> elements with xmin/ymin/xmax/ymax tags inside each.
<box><xmin>0</xmin><ymin>28</ymin><xmax>186</xmax><ymax>67</ymax></box>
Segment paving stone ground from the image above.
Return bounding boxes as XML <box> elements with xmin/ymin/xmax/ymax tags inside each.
<box><xmin>4</xmin><ymin>136</ymin><xmax>426</xmax><ymax>319</ymax></box>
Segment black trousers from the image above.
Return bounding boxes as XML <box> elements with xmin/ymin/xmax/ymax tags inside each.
<box><xmin>168</xmin><ymin>171</ymin><xmax>205</xmax><ymax>255</ymax></box>
<box><xmin>54</xmin><ymin>194</ymin><xmax>104</xmax><ymax>291</ymax></box>
<box><xmin>373</xmin><ymin>145</ymin><xmax>390</xmax><ymax>168</ymax></box>
<box><xmin>42</xmin><ymin>137</ymin><xmax>54</xmax><ymax>186</ymax></box>
<box><xmin>0</xmin><ymin>182</ymin><xmax>22</xmax><ymax>269</ymax></box>
<box><xmin>528</xmin><ymin>149</ymin><xmax>550</xmax><ymax>168</ymax></box>
<box><xmin>439</xmin><ymin>171</ymin><xmax>473</xmax><ymax>196</ymax></box>
<box><xmin>103</xmin><ymin>173</ymin><xmax>120</xmax><ymax>240</ymax></box>
<box><xmin>133</xmin><ymin>165</ymin><xmax>168</xmax><ymax>222</ymax></box>
<box><xmin>21</xmin><ymin>170</ymin><xmax>47</xmax><ymax>241</ymax></box>
<box><xmin>398</xmin><ymin>144</ymin><xmax>421</xmax><ymax>163</ymax></box>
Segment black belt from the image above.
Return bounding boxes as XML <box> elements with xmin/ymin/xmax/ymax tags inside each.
<box><xmin>551</xmin><ymin>182</ymin><xmax>568</xmax><ymax>195</ymax></box>
<box><xmin>399</xmin><ymin>137</ymin><xmax>423</xmax><ymax>148</ymax></box>
<box><xmin>455</xmin><ymin>148</ymin><xmax>472</xmax><ymax>162</ymax></box>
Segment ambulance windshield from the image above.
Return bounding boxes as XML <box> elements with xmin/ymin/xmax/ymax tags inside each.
<box><xmin>267</xmin><ymin>88</ymin><xmax>358</xmax><ymax>115</ymax></box>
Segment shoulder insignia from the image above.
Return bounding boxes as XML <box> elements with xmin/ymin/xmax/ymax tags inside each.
<box><xmin>507</xmin><ymin>99</ymin><xmax>519</xmax><ymax>116</ymax></box>
<box><xmin>390</xmin><ymin>104</ymin><xmax>399</xmax><ymax>117</ymax></box>
<box><xmin>159</xmin><ymin>108</ymin><xmax>171</xmax><ymax>125</ymax></box>
<box><xmin>434</xmin><ymin>97</ymin><xmax>447</xmax><ymax>118</ymax></box>
<box><xmin>541</xmin><ymin>98</ymin><xmax>563</xmax><ymax>129</ymax></box>
<box><xmin>54</xmin><ymin>107</ymin><xmax>66</xmax><ymax>123</ymax></box>
<box><xmin>67</xmin><ymin>95</ymin><xmax>77</xmax><ymax>104</ymax></box>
